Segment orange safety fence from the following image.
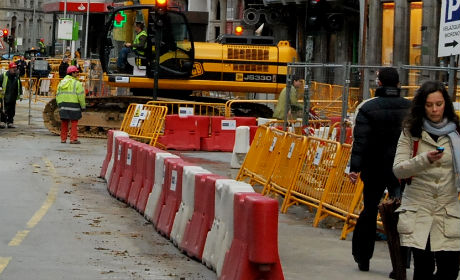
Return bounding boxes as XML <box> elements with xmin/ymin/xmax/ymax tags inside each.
<box><xmin>236</xmin><ymin>125</ymin><xmax>270</xmax><ymax>181</ymax></box>
<box><xmin>312</xmin><ymin>143</ymin><xmax>364</xmax><ymax>240</ymax></box>
<box><xmin>234</xmin><ymin>126</ymin><xmax>391</xmax><ymax>239</ymax></box>
<box><xmin>20</xmin><ymin>77</ymin><xmax>38</xmax><ymax>99</ymax></box>
<box><xmin>225</xmin><ymin>99</ymin><xmax>278</xmax><ymax>117</ymax></box>
<box><xmin>120</xmin><ymin>103</ymin><xmax>168</xmax><ymax>146</ymax></box>
<box><xmin>146</xmin><ymin>100</ymin><xmax>226</xmax><ymax>116</ymax></box>
<box><xmin>236</xmin><ymin>126</ymin><xmax>285</xmax><ymax>187</ymax></box>
<box><xmin>262</xmin><ymin>132</ymin><xmax>308</xmax><ymax>198</ymax></box>
<box><xmin>281</xmin><ymin>136</ymin><xmax>341</xmax><ymax>213</ymax></box>
<box><xmin>34</xmin><ymin>77</ymin><xmax>62</xmax><ymax>103</ymax></box>
<box><xmin>263</xmin><ymin>119</ymin><xmax>332</xmax><ymax>139</ymax></box>
<box><xmin>33</xmin><ymin>76</ymin><xmax>88</xmax><ymax>103</ymax></box>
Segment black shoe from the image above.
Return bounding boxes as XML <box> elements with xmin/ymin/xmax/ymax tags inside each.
<box><xmin>7</xmin><ymin>123</ymin><xmax>16</xmax><ymax>128</ymax></box>
<box><xmin>357</xmin><ymin>260</ymin><xmax>369</xmax><ymax>271</ymax></box>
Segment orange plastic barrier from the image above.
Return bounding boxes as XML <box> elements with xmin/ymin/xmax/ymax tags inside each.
<box><xmin>201</xmin><ymin>116</ymin><xmax>257</xmax><ymax>152</ymax></box>
<box><xmin>180</xmin><ymin>174</ymin><xmax>226</xmax><ymax>259</ymax></box>
<box><xmin>220</xmin><ymin>193</ymin><xmax>284</xmax><ymax>280</ymax></box>
<box><xmin>157</xmin><ymin>115</ymin><xmax>210</xmax><ymax>150</ymax></box>
<box><xmin>135</xmin><ymin>146</ymin><xmax>166</xmax><ymax>214</ymax></box>
<box><xmin>100</xmin><ymin>130</ymin><xmax>114</xmax><ymax>178</ymax></box>
<box><xmin>115</xmin><ymin>139</ymin><xmax>140</xmax><ymax>201</ymax></box>
<box><xmin>155</xmin><ymin>158</ymin><xmax>192</xmax><ymax>237</ymax></box>
<box><xmin>108</xmin><ymin>137</ymin><xmax>129</xmax><ymax>196</ymax></box>
<box><xmin>126</xmin><ymin>142</ymin><xmax>149</xmax><ymax>207</ymax></box>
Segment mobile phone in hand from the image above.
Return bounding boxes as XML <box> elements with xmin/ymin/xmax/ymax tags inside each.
<box><xmin>436</xmin><ymin>146</ymin><xmax>445</xmax><ymax>153</ymax></box>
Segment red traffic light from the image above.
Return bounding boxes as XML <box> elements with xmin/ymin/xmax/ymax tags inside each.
<box><xmin>156</xmin><ymin>0</ymin><xmax>167</xmax><ymax>7</ymax></box>
<box><xmin>2</xmin><ymin>29</ymin><xmax>8</xmax><ymax>42</ymax></box>
<box><xmin>235</xmin><ymin>25</ymin><xmax>243</xmax><ymax>35</ymax></box>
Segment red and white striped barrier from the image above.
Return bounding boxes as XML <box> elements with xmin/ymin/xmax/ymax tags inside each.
<box><xmin>100</xmin><ymin>130</ymin><xmax>284</xmax><ymax>280</ymax></box>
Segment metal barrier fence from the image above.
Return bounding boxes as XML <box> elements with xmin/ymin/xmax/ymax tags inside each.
<box><xmin>146</xmin><ymin>100</ymin><xmax>226</xmax><ymax>116</ymax></box>
<box><xmin>236</xmin><ymin>126</ymin><xmax>365</xmax><ymax>240</ymax></box>
<box><xmin>285</xmin><ymin>63</ymin><xmax>459</xmax><ymax>143</ymax></box>
<box><xmin>120</xmin><ymin>103</ymin><xmax>168</xmax><ymax>146</ymax></box>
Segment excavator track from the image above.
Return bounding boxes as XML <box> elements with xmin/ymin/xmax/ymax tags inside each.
<box><xmin>43</xmin><ymin>95</ymin><xmax>274</xmax><ymax>138</ymax></box>
<box><xmin>43</xmin><ymin>96</ymin><xmax>153</xmax><ymax>138</ymax></box>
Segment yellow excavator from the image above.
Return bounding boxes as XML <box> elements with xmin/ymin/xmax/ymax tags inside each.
<box><xmin>43</xmin><ymin>0</ymin><xmax>299</xmax><ymax>137</ymax></box>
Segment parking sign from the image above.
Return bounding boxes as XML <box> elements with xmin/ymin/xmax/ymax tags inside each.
<box><xmin>438</xmin><ymin>0</ymin><xmax>460</xmax><ymax>57</ymax></box>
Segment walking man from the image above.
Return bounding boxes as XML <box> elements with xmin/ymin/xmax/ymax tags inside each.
<box><xmin>348</xmin><ymin>67</ymin><xmax>411</xmax><ymax>271</ymax></box>
<box><xmin>56</xmin><ymin>65</ymin><xmax>86</xmax><ymax>144</ymax></box>
<box><xmin>0</xmin><ymin>62</ymin><xmax>23</xmax><ymax>128</ymax></box>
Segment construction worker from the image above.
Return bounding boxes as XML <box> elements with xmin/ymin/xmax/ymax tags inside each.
<box><xmin>38</xmin><ymin>38</ymin><xmax>46</xmax><ymax>56</ymax></box>
<box><xmin>116</xmin><ymin>22</ymin><xmax>147</xmax><ymax>72</ymax></box>
<box><xmin>0</xmin><ymin>62</ymin><xmax>23</xmax><ymax>128</ymax></box>
<box><xmin>56</xmin><ymin>65</ymin><xmax>86</xmax><ymax>144</ymax></box>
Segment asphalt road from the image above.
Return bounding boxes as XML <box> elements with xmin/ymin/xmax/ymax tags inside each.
<box><xmin>0</xmin><ymin>101</ymin><xmax>216</xmax><ymax>280</ymax></box>
<box><xmin>0</xmin><ymin>101</ymin><xmax>419</xmax><ymax>280</ymax></box>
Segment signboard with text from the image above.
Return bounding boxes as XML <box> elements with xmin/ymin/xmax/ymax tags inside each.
<box><xmin>438</xmin><ymin>0</ymin><xmax>460</xmax><ymax>57</ymax></box>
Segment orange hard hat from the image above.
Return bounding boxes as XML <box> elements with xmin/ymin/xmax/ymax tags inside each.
<box><xmin>9</xmin><ymin>62</ymin><xmax>17</xmax><ymax>69</ymax></box>
<box><xmin>66</xmin><ymin>65</ymin><xmax>79</xmax><ymax>74</ymax></box>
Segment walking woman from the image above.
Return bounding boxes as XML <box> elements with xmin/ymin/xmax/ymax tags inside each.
<box><xmin>393</xmin><ymin>80</ymin><xmax>460</xmax><ymax>279</ymax></box>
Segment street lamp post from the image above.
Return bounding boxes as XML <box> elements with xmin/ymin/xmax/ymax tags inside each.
<box><xmin>62</xmin><ymin>0</ymin><xmax>67</xmax><ymax>55</ymax></box>
<box><xmin>84</xmin><ymin>0</ymin><xmax>89</xmax><ymax>58</ymax></box>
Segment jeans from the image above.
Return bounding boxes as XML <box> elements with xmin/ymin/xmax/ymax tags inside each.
<box><xmin>117</xmin><ymin>47</ymin><xmax>132</xmax><ymax>69</ymax></box>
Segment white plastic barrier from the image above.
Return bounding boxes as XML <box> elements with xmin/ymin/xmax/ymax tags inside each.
<box><xmin>105</xmin><ymin>131</ymin><xmax>129</xmax><ymax>181</ymax></box>
<box><xmin>144</xmin><ymin>153</ymin><xmax>180</xmax><ymax>222</ymax></box>
<box><xmin>202</xmin><ymin>179</ymin><xmax>254</xmax><ymax>276</ymax></box>
<box><xmin>170</xmin><ymin>166</ymin><xmax>211</xmax><ymax>247</ymax></box>
<box><xmin>230</xmin><ymin>126</ymin><xmax>250</xmax><ymax>169</ymax></box>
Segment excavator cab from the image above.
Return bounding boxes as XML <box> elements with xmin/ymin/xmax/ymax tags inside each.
<box><xmin>100</xmin><ymin>5</ymin><xmax>194</xmax><ymax>79</ymax></box>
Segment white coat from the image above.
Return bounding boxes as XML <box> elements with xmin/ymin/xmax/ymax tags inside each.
<box><xmin>393</xmin><ymin>130</ymin><xmax>460</xmax><ymax>251</ymax></box>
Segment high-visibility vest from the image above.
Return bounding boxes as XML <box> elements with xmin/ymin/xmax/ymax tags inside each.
<box><xmin>0</xmin><ymin>72</ymin><xmax>21</xmax><ymax>99</ymax></box>
<box><xmin>39</xmin><ymin>41</ymin><xmax>46</xmax><ymax>53</ymax></box>
<box><xmin>133</xmin><ymin>30</ymin><xmax>147</xmax><ymax>55</ymax></box>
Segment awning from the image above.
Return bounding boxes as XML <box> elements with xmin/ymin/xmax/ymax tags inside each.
<box><xmin>41</xmin><ymin>0</ymin><xmax>109</xmax><ymax>13</ymax></box>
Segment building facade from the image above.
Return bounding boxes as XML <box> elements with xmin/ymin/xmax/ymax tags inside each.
<box><xmin>0</xmin><ymin>0</ymin><xmax>53</xmax><ymax>54</ymax></box>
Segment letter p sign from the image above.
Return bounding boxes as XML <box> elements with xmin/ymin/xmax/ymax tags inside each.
<box><xmin>446</xmin><ymin>0</ymin><xmax>460</xmax><ymax>22</ymax></box>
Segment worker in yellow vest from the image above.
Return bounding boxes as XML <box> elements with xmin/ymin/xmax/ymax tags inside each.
<box><xmin>116</xmin><ymin>22</ymin><xmax>147</xmax><ymax>72</ymax></box>
<box><xmin>38</xmin><ymin>38</ymin><xmax>46</xmax><ymax>56</ymax></box>
<box><xmin>56</xmin><ymin>65</ymin><xmax>86</xmax><ymax>144</ymax></box>
<box><xmin>0</xmin><ymin>62</ymin><xmax>23</xmax><ymax>128</ymax></box>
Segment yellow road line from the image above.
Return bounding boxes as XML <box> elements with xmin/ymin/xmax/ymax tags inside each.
<box><xmin>0</xmin><ymin>257</ymin><xmax>12</xmax><ymax>274</ymax></box>
<box><xmin>26</xmin><ymin>158</ymin><xmax>59</xmax><ymax>229</ymax></box>
<box><xmin>8</xmin><ymin>230</ymin><xmax>30</xmax><ymax>246</ymax></box>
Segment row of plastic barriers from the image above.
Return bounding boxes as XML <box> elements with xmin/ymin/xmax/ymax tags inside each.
<box><xmin>236</xmin><ymin>125</ymin><xmax>364</xmax><ymax>240</ymax></box>
<box><xmin>99</xmin><ymin>130</ymin><xmax>284</xmax><ymax>280</ymax></box>
<box><xmin>157</xmin><ymin>115</ymin><xmax>258</xmax><ymax>151</ymax></box>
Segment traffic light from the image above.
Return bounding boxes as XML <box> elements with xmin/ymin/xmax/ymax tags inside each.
<box><xmin>307</xmin><ymin>0</ymin><xmax>323</xmax><ymax>29</ymax></box>
<box><xmin>235</xmin><ymin>25</ymin><xmax>243</xmax><ymax>36</ymax></box>
<box><xmin>8</xmin><ymin>36</ymin><xmax>14</xmax><ymax>46</ymax></box>
<box><xmin>325</xmin><ymin>13</ymin><xmax>344</xmax><ymax>32</ymax></box>
<box><xmin>156</xmin><ymin>0</ymin><xmax>167</xmax><ymax>12</ymax></box>
<box><xmin>2</xmin><ymin>29</ymin><xmax>8</xmax><ymax>41</ymax></box>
